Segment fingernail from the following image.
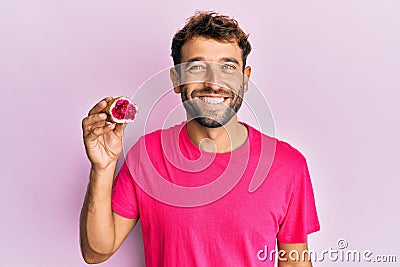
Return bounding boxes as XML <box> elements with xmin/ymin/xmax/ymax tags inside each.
<box><xmin>99</xmin><ymin>113</ymin><xmax>107</xmax><ymax>119</ymax></box>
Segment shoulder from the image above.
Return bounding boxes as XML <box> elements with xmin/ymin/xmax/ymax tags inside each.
<box><xmin>248</xmin><ymin>124</ymin><xmax>307</xmax><ymax>169</ymax></box>
<box><xmin>275</xmin><ymin>139</ymin><xmax>307</xmax><ymax>166</ymax></box>
<box><xmin>142</xmin><ymin>121</ymin><xmax>184</xmax><ymax>143</ymax></box>
<box><xmin>127</xmin><ymin>121</ymin><xmax>185</xmax><ymax>153</ymax></box>
<box><xmin>124</xmin><ymin>122</ymin><xmax>185</xmax><ymax>171</ymax></box>
<box><xmin>252</xmin><ymin>128</ymin><xmax>312</xmax><ymax>187</ymax></box>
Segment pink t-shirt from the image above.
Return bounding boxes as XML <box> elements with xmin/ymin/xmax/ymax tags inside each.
<box><xmin>112</xmin><ymin>122</ymin><xmax>320</xmax><ymax>266</ymax></box>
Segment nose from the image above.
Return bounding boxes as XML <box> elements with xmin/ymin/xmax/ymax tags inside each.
<box><xmin>203</xmin><ymin>65</ymin><xmax>222</xmax><ymax>90</ymax></box>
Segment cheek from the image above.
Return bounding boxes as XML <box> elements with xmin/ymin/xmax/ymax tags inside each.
<box><xmin>228</xmin><ymin>80</ymin><xmax>244</xmax><ymax>93</ymax></box>
<box><xmin>179</xmin><ymin>85</ymin><xmax>191</xmax><ymax>101</ymax></box>
<box><xmin>183</xmin><ymin>83</ymin><xmax>204</xmax><ymax>97</ymax></box>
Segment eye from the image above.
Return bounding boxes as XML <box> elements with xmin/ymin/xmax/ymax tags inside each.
<box><xmin>223</xmin><ymin>64</ymin><xmax>236</xmax><ymax>70</ymax></box>
<box><xmin>189</xmin><ymin>65</ymin><xmax>205</xmax><ymax>70</ymax></box>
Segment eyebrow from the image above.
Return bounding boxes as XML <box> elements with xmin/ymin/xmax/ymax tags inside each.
<box><xmin>221</xmin><ymin>57</ymin><xmax>240</xmax><ymax>65</ymax></box>
<box><xmin>185</xmin><ymin>57</ymin><xmax>240</xmax><ymax>65</ymax></box>
<box><xmin>186</xmin><ymin>57</ymin><xmax>205</xmax><ymax>63</ymax></box>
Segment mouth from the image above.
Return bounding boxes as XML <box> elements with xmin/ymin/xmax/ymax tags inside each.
<box><xmin>197</xmin><ymin>95</ymin><xmax>230</xmax><ymax>105</ymax></box>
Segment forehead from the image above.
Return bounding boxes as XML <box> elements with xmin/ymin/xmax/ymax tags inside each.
<box><xmin>180</xmin><ymin>36</ymin><xmax>242</xmax><ymax>64</ymax></box>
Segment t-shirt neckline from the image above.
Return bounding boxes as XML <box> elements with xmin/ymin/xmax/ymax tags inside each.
<box><xmin>180</xmin><ymin>121</ymin><xmax>253</xmax><ymax>158</ymax></box>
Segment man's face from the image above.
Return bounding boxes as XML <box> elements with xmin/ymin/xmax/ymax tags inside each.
<box><xmin>171</xmin><ymin>37</ymin><xmax>251</xmax><ymax>128</ymax></box>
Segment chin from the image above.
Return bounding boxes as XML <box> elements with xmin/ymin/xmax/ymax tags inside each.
<box><xmin>194</xmin><ymin>115</ymin><xmax>235</xmax><ymax>128</ymax></box>
<box><xmin>195</xmin><ymin>118</ymin><xmax>224</xmax><ymax>128</ymax></box>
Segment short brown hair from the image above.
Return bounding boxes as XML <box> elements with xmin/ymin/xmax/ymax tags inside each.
<box><xmin>171</xmin><ymin>11</ymin><xmax>252</xmax><ymax>71</ymax></box>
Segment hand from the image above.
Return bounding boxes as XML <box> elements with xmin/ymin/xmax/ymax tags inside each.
<box><xmin>82</xmin><ymin>97</ymin><xmax>127</xmax><ymax>170</ymax></box>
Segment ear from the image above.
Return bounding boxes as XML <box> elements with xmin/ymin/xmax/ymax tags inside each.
<box><xmin>170</xmin><ymin>67</ymin><xmax>181</xmax><ymax>94</ymax></box>
<box><xmin>243</xmin><ymin>66</ymin><xmax>252</xmax><ymax>93</ymax></box>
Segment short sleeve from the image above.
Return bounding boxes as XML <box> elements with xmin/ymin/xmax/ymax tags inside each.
<box><xmin>277</xmin><ymin>158</ymin><xmax>320</xmax><ymax>243</ymax></box>
<box><xmin>111</xmin><ymin>160</ymin><xmax>140</xmax><ymax>219</ymax></box>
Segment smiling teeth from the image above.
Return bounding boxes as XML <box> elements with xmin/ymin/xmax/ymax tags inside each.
<box><xmin>199</xmin><ymin>97</ymin><xmax>224</xmax><ymax>104</ymax></box>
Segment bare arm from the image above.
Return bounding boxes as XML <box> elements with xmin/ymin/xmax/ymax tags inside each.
<box><xmin>79</xmin><ymin>97</ymin><xmax>138</xmax><ymax>264</ymax></box>
<box><xmin>79</xmin><ymin>166</ymin><xmax>139</xmax><ymax>264</ymax></box>
<box><xmin>277</xmin><ymin>242</ymin><xmax>313</xmax><ymax>267</ymax></box>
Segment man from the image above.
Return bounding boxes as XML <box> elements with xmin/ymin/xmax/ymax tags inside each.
<box><xmin>80</xmin><ymin>11</ymin><xmax>320</xmax><ymax>266</ymax></box>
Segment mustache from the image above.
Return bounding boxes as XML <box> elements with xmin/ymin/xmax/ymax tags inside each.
<box><xmin>190</xmin><ymin>87</ymin><xmax>236</xmax><ymax>98</ymax></box>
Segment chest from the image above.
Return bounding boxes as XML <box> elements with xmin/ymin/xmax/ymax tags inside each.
<box><xmin>137</xmin><ymin>169</ymin><xmax>291</xmax><ymax>242</ymax></box>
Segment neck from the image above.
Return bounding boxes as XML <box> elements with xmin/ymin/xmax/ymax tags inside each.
<box><xmin>186</xmin><ymin>116</ymin><xmax>248</xmax><ymax>153</ymax></box>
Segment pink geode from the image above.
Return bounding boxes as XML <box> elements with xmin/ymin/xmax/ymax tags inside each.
<box><xmin>103</xmin><ymin>96</ymin><xmax>138</xmax><ymax>123</ymax></box>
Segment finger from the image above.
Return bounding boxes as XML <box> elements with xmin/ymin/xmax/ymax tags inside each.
<box><xmin>91</xmin><ymin>120</ymin><xmax>107</xmax><ymax>129</ymax></box>
<box><xmin>82</xmin><ymin>113</ymin><xmax>108</xmax><ymax>134</ymax></box>
<box><xmin>88</xmin><ymin>96</ymin><xmax>113</xmax><ymax>116</ymax></box>
<box><xmin>114</xmin><ymin>123</ymin><xmax>127</xmax><ymax>139</ymax></box>
<box><xmin>84</xmin><ymin>120</ymin><xmax>108</xmax><ymax>137</ymax></box>
<box><xmin>85</xmin><ymin>123</ymin><xmax>116</xmax><ymax>143</ymax></box>
<box><xmin>82</xmin><ymin>113</ymin><xmax>107</xmax><ymax>129</ymax></box>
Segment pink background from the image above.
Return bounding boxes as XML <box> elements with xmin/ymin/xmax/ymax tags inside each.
<box><xmin>1</xmin><ymin>1</ymin><xmax>399</xmax><ymax>266</ymax></box>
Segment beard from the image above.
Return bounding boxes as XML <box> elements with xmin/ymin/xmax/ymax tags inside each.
<box><xmin>181</xmin><ymin>84</ymin><xmax>244</xmax><ymax>128</ymax></box>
